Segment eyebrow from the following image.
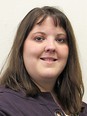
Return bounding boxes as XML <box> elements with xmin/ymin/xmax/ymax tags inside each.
<box><xmin>32</xmin><ymin>32</ymin><xmax>46</xmax><ymax>35</ymax></box>
<box><xmin>32</xmin><ymin>32</ymin><xmax>66</xmax><ymax>36</ymax></box>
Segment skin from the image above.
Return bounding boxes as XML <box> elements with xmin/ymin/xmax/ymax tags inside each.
<box><xmin>23</xmin><ymin>17</ymin><xmax>69</xmax><ymax>92</ymax></box>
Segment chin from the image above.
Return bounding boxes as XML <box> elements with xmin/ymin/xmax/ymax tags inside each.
<box><xmin>41</xmin><ymin>73</ymin><xmax>58</xmax><ymax>79</ymax></box>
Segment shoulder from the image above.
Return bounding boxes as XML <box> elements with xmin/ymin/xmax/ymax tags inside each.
<box><xmin>82</xmin><ymin>102</ymin><xmax>87</xmax><ymax>111</ymax></box>
<box><xmin>79</xmin><ymin>102</ymin><xmax>87</xmax><ymax>116</ymax></box>
<box><xmin>0</xmin><ymin>86</ymin><xmax>21</xmax><ymax>115</ymax></box>
<box><xmin>0</xmin><ymin>86</ymin><xmax>35</xmax><ymax>115</ymax></box>
<box><xmin>0</xmin><ymin>88</ymin><xmax>58</xmax><ymax>116</ymax></box>
<box><xmin>0</xmin><ymin>86</ymin><xmax>25</xmax><ymax>111</ymax></box>
<box><xmin>0</xmin><ymin>86</ymin><xmax>35</xmax><ymax>104</ymax></box>
<box><xmin>0</xmin><ymin>86</ymin><xmax>25</xmax><ymax>101</ymax></box>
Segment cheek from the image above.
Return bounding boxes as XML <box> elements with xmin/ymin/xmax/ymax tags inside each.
<box><xmin>23</xmin><ymin>41</ymin><xmax>42</xmax><ymax>56</ymax></box>
<box><xmin>23</xmin><ymin>42</ymin><xmax>32</xmax><ymax>67</ymax></box>
<box><xmin>64</xmin><ymin>46</ymin><xmax>69</xmax><ymax>57</ymax></box>
<box><xmin>23</xmin><ymin>41</ymin><xmax>35</xmax><ymax>58</ymax></box>
<box><xmin>23</xmin><ymin>45</ymin><xmax>35</xmax><ymax>74</ymax></box>
<box><xmin>57</xmin><ymin>45</ymin><xmax>69</xmax><ymax>58</ymax></box>
<box><xmin>23</xmin><ymin>44</ymin><xmax>41</xmax><ymax>65</ymax></box>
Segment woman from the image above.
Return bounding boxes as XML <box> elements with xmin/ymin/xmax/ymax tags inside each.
<box><xmin>0</xmin><ymin>6</ymin><xmax>87</xmax><ymax>116</ymax></box>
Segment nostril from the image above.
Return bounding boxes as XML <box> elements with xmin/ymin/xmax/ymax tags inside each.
<box><xmin>45</xmin><ymin>48</ymin><xmax>55</xmax><ymax>53</ymax></box>
<box><xmin>44</xmin><ymin>42</ymin><xmax>56</xmax><ymax>53</ymax></box>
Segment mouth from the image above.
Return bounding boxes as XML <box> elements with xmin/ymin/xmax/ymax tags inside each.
<box><xmin>40</xmin><ymin>57</ymin><xmax>58</xmax><ymax>62</ymax></box>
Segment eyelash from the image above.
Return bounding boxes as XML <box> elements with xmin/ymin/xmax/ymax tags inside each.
<box><xmin>34</xmin><ymin>36</ymin><xmax>67</xmax><ymax>44</ymax></box>
<box><xmin>55</xmin><ymin>38</ymin><xmax>67</xmax><ymax>43</ymax></box>
<box><xmin>34</xmin><ymin>36</ymin><xmax>45</xmax><ymax>42</ymax></box>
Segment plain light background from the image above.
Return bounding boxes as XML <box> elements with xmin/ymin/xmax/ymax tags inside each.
<box><xmin>0</xmin><ymin>0</ymin><xmax>87</xmax><ymax>103</ymax></box>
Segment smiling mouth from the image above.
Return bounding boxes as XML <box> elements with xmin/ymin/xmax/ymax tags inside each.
<box><xmin>40</xmin><ymin>57</ymin><xmax>57</xmax><ymax>61</ymax></box>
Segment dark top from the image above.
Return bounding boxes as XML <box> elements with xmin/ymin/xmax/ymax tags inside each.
<box><xmin>0</xmin><ymin>87</ymin><xmax>87</xmax><ymax>116</ymax></box>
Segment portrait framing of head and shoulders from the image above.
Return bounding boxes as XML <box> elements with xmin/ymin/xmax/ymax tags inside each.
<box><xmin>0</xmin><ymin>6</ymin><xmax>87</xmax><ymax>116</ymax></box>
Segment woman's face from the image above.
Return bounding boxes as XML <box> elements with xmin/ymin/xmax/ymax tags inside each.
<box><xmin>23</xmin><ymin>17</ymin><xmax>69</xmax><ymax>90</ymax></box>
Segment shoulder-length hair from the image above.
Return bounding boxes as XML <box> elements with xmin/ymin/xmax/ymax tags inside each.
<box><xmin>0</xmin><ymin>6</ymin><xmax>84</xmax><ymax>114</ymax></box>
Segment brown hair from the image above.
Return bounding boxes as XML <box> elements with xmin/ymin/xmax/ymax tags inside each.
<box><xmin>0</xmin><ymin>6</ymin><xmax>84</xmax><ymax>114</ymax></box>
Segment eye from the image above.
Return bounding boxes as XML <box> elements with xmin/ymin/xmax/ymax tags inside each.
<box><xmin>56</xmin><ymin>38</ymin><xmax>67</xmax><ymax>44</ymax></box>
<box><xmin>34</xmin><ymin>36</ymin><xmax>45</xmax><ymax>42</ymax></box>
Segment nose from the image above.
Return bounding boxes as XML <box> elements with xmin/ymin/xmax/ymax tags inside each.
<box><xmin>45</xmin><ymin>39</ymin><xmax>56</xmax><ymax>53</ymax></box>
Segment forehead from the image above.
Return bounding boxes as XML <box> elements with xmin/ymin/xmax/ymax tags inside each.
<box><xmin>30</xmin><ymin>17</ymin><xmax>66</xmax><ymax>34</ymax></box>
<box><xmin>37</xmin><ymin>16</ymin><xmax>54</xmax><ymax>24</ymax></box>
<box><xmin>36</xmin><ymin>16</ymin><xmax>59</xmax><ymax>27</ymax></box>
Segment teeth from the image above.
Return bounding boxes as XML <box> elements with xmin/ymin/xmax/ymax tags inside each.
<box><xmin>40</xmin><ymin>58</ymin><xmax>57</xmax><ymax>61</ymax></box>
<box><xmin>44</xmin><ymin>58</ymin><xmax>54</xmax><ymax>61</ymax></box>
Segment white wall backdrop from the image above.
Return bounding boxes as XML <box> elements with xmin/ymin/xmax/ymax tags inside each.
<box><xmin>0</xmin><ymin>0</ymin><xmax>87</xmax><ymax>102</ymax></box>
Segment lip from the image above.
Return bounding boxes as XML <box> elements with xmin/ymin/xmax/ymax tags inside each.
<box><xmin>40</xmin><ymin>57</ymin><xmax>58</xmax><ymax>61</ymax></box>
